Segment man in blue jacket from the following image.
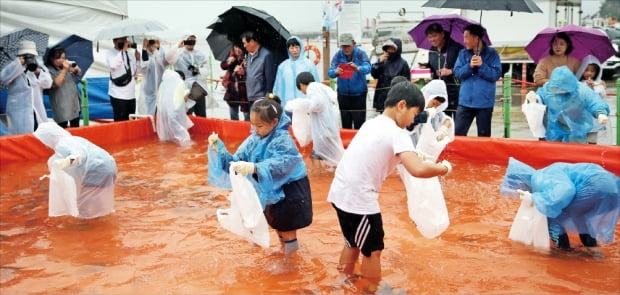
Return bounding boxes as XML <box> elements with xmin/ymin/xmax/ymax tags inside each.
<box><xmin>328</xmin><ymin>33</ymin><xmax>371</xmax><ymax>129</ymax></box>
<box><xmin>453</xmin><ymin>24</ymin><xmax>502</xmax><ymax>137</ymax></box>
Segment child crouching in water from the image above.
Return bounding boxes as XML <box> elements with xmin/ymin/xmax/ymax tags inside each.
<box><xmin>207</xmin><ymin>94</ymin><xmax>312</xmax><ymax>256</ymax></box>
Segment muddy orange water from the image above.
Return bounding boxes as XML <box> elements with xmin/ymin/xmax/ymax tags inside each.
<box><xmin>1</xmin><ymin>135</ymin><xmax>618</xmax><ymax>294</ymax></box>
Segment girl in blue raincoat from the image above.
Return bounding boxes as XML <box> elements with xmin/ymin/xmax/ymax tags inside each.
<box><xmin>533</xmin><ymin>66</ymin><xmax>610</xmax><ymax>143</ymax></box>
<box><xmin>207</xmin><ymin>94</ymin><xmax>312</xmax><ymax>256</ymax></box>
<box><xmin>501</xmin><ymin>157</ymin><xmax>620</xmax><ymax>251</ymax></box>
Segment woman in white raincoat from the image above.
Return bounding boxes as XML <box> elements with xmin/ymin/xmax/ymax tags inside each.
<box><xmin>285</xmin><ymin>71</ymin><xmax>344</xmax><ymax>167</ymax></box>
<box><xmin>34</xmin><ymin>122</ymin><xmax>117</xmax><ymax>219</ymax></box>
<box><xmin>0</xmin><ymin>40</ymin><xmax>52</xmax><ymax>135</ymax></box>
<box><xmin>139</xmin><ymin>38</ymin><xmax>169</xmax><ymax>115</ymax></box>
<box><xmin>155</xmin><ymin>69</ymin><xmax>194</xmax><ymax>146</ymax></box>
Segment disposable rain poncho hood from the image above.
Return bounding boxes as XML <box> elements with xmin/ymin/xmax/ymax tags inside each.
<box><xmin>410</xmin><ymin>80</ymin><xmax>455</xmax><ymax>148</ymax></box>
<box><xmin>155</xmin><ymin>69</ymin><xmax>194</xmax><ymax>146</ymax></box>
<box><xmin>208</xmin><ymin>113</ymin><xmax>307</xmax><ymax>208</ymax></box>
<box><xmin>34</xmin><ymin>122</ymin><xmax>117</xmax><ymax>219</ymax></box>
<box><xmin>285</xmin><ymin>81</ymin><xmax>344</xmax><ymax>167</ymax></box>
<box><xmin>537</xmin><ymin>66</ymin><xmax>610</xmax><ymax>143</ymax></box>
<box><xmin>272</xmin><ymin>36</ymin><xmax>320</xmax><ymax>109</ymax></box>
<box><xmin>501</xmin><ymin>157</ymin><xmax>620</xmax><ymax>244</ymax></box>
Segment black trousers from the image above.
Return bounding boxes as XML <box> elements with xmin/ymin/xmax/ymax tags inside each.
<box><xmin>337</xmin><ymin>91</ymin><xmax>367</xmax><ymax>130</ymax></box>
<box><xmin>110</xmin><ymin>96</ymin><xmax>136</xmax><ymax>121</ymax></box>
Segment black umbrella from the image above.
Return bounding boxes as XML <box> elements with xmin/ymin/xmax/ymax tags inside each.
<box><xmin>0</xmin><ymin>27</ymin><xmax>49</xmax><ymax>89</ymax></box>
<box><xmin>422</xmin><ymin>0</ymin><xmax>542</xmax><ymax>22</ymax></box>
<box><xmin>206</xmin><ymin>6</ymin><xmax>291</xmax><ymax>63</ymax></box>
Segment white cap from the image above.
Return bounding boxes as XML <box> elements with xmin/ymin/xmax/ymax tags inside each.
<box><xmin>17</xmin><ymin>40</ymin><xmax>37</xmax><ymax>56</ymax></box>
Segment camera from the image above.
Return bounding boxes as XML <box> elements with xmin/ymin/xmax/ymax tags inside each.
<box><xmin>66</xmin><ymin>60</ymin><xmax>77</xmax><ymax>68</ymax></box>
<box><xmin>188</xmin><ymin>64</ymin><xmax>199</xmax><ymax>76</ymax></box>
<box><xmin>22</xmin><ymin>54</ymin><xmax>38</xmax><ymax>72</ymax></box>
<box><xmin>183</xmin><ymin>39</ymin><xmax>196</xmax><ymax>46</ymax></box>
<box><xmin>148</xmin><ymin>39</ymin><xmax>156</xmax><ymax>45</ymax></box>
<box><xmin>130</xmin><ymin>43</ymin><xmax>137</xmax><ymax>49</ymax></box>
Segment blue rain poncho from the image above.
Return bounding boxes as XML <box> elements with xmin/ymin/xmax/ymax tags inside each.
<box><xmin>155</xmin><ymin>70</ymin><xmax>193</xmax><ymax>146</ymax></box>
<box><xmin>272</xmin><ymin>36</ymin><xmax>320</xmax><ymax>109</ymax></box>
<box><xmin>207</xmin><ymin>114</ymin><xmax>308</xmax><ymax>208</ymax></box>
<box><xmin>0</xmin><ymin>58</ymin><xmax>52</xmax><ymax>135</ymax></box>
<box><xmin>34</xmin><ymin>122</ymin><xmax>117</xmax><ymax>219</ymax></box>
<box><xmin>501</xmin><ymin>157</ymin><xmax>620</xmax><ymax>244</ymax></box>
<box><xmin>139</xmin><ymin>48</ymin><xmax>169</xmax><ymax>115</ymax></box>
<box><xmin>536</xmin><ymin>66</ymin><xmax>610</xmax><ymax>143</ymax></box>
<box><xmin>285</xmin><ymin>81</ymin><xmax>344</xmax><ymax>167</ymax></box>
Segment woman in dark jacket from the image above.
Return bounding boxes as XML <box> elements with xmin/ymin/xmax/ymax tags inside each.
<box><xmin>370</xmin><ymin>38</ymin><xmax>410</xmax><ymax>113</ymax></box>
<box><xmin>220</xmin><ymin>44</ymin><xmax>248</xmax><ymax>121</ymax></box>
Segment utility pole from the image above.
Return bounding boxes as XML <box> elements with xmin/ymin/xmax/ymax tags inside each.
<box><xmin>322</xmin><ymin>26</ymin><xmax>330</xmax><ymax>83</ymax></box>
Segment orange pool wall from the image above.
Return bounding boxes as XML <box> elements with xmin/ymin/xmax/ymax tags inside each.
<box><xmin>1</xmin><ymin>117</ymin><xmax>619</xmax><ymax>176</ymax></box>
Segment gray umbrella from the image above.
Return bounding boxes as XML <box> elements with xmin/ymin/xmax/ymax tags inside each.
<box><xmin>0</xmin><ymin>27</ymin><xmax>49</xmax><ymax>88</ymax></box>
<box><xmin>422</xmin><ymin>0</ymin><xmax>543</xmax><ymax>22</ymax></box>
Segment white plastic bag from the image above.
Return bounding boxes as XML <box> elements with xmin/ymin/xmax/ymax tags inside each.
<box><xmin>521</xmin><ymin>100</ymin><xmax>547</xmax><ymax>139</ymax></box>
<box><xmin>216</xmin><ymin>167</ymin><xmax>270</xmax><ymax>248</ymax></box>
<box><xmin>415</xmin><ymin>122</ymin><xmax>449</xmax><ymax>161</ymax></box>
<box><xmin>48</xmin><ymin>162</ymin><xmax>79</xmax><ymax>217</ymax></box>
<box><xmin>508</xmin><ymin>199</ymin><xmax>550</xmax><ymax>249</ymax></box>
<box><xmin>291</xmin><ymin>109</ymin><xmax>313</xmax><ymax>147</ymax></box>
<box><xmin>398</xmin><ymin>165</ymin><xmax>450</xmax><ymax>239</ymax></box>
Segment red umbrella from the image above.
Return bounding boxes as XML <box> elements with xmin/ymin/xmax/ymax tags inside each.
<box><xmin>525</xmin><ymin>24</ymin><xmax>616</xmax><ymax>64</ymax></box>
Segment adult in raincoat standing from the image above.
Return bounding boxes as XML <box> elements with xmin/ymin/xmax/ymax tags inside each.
<box><xmin>272</xmin><ymin>36</ymin><xmax>320</xmax><ymax>113</ymax></box>
<box><xmin>0</xmin><ymin>40</ymin><xmax>52</xmax><ymax>134</ymax></box>
<box><xmin>370</xmin><ymin>38</ymin><xmax>410</xmax><ymax>113</ymax></box>
<box><xmin>171</xmin><ymin>34</ymin><xmax>209</xmax><ymax>117</ymax></box>
<box><xmin>139</xmin><ymin>38</ymin><xmax>169</xmax><ymax>115</ymax></box>
<box><xmin>501</xmin><ymin>157</ymin><xmax>619</xmax><ymax>251</ymax></box>
<box><xmin>528</xmin><ymin>66</ymin><xmax>610</xmax><ymax>143</ymax></box>
<box><xmin>34</xmin><ymin>122</ymin><xmax>117</xmax><ymax>219</ymax></box>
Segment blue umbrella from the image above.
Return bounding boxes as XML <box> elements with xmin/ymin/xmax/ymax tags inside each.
<box><xmin>45</xmin><ymin>34</ymin><xmax>93</xmax><ymax>80</ymax></box>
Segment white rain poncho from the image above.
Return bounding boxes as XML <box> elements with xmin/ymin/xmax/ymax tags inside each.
<box><xmin>400</xmin><ymin>80</ymin><xmax>453</xmax><ymax>238</ymax></box>
<box><xmin>139</xmin><ymin>48</ymin><xmax>169</xmax><ymax>115</ymax></box>
<box><xmin>501</xmin><ymin>157</ymin><xmax>620</xmax><ymax>245</ymax></box>
<box><xmin>155</xmin><ymin>70</ymin><xmax>194</xmax><ymax>146</ymax></box>
<box><xmin>285</xmin><ymin>82</ymin><xmax>344</xmax><ymax>167</ymax></box>
<box><xmin>536</xmin><ymin>66</ymin><xmax>610</xmax><ymax>143</ymax></box>
<box><xmin>410</xmin><ymin>79</ymin><xmax>455</xmax><ymax>155</ymax></box>
<box><xmin>0</xmin><ymin>58</ymin><xmax>52</xmax><ymax>135</ymax></box>
<box><xmin>576</xmin><ymin>55</ymin><xmax>607</xmax><ymax>135</ymax></box>
<box><xmin>34</xmin><ymin>122</ymin><xmax>117</xmax><ymax>219</ymax></box>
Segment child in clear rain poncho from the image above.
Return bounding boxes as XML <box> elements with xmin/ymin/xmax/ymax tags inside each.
<box><xmin>408</xmin><ymin>79</ymin><xmax>454</xmax><ymax>151</ymax></box>
<box><xmin>501</xmin><ymin>157</ymin><xmax>620</xmax><ymax>251</ymax></box>
<box><xmin>525</xmin><ymin>66</ymin><xmax>610</xmax><ymax>143</ymax></box>
<box><xmin>155</xmin><ymin>69</ymin><xmax>194</xmax><ymax>147</ymax></box>
<box><xmin>34</xmin><ymin>122</ymin><xmax>117</xmax><ymax>219</ymax></box>
<box><xmin>285</xmin><ymin>71</ymin><xmax>344</xmax><ymax>167</ymax></box>
<box><xmin>207</xmin><ymin>95</ymin><xmax>312</xmax><ymax>257</ymax></box>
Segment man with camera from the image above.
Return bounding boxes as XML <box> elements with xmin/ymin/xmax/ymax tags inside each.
<box><xmin>0</xmin><ymin>40</ymin><xmax>52</xmax><ymax>135</ymax></box>
<box><xmin>45</xmin><ymin>46</ymin><xmax>82</xmax><ymax>128</ymax></box>
<box><xmin>171</xmin><ymin>34</ymin><xmax>209</xmax><ymax>117</ymax></box>
<box><xmin>139</xmin><ymin>38</ymin><xmax>169</xmax><ymax>116</ymax></box>
<box><xmin>106</xmin><ymin>36</ymin><xmax>141</xmax><ymax>121</ymax></box>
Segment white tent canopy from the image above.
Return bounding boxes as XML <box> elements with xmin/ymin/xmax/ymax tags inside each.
<box><xmin>0</xmin><ymin>0</ymin><xmax>129</xmax><ymax>77</ymax></box>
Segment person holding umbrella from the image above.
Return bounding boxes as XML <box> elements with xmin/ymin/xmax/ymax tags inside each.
<box><xmin>421</xmin><ymin>24</ymin><xmax>464</xmax><ymax>118</ymax></box>
<box><xmin>45</xmin><ymin>46</ymin><xmax>82</xmax><ymax>128</ymax></box>
<box><xmin>533</xmin><ymin>32</ymin><xmax>580</xmax><ymax>87</ymax></box>
<box><xmin>241</xmin><ymin>30</ymin><xmax>278</xmax><ymax>111</ymax></box>
<box><xmin>453</xmin><ymin>24</ymin><xmax>502</xmax><ymax>137</ymax></box>
<box><xmin>107</xmin><ymin>36</ymin><xmax>141</xmax><ymax>121</ymax></box>
<box><xmin>0</xmin><ymin>40</ymin><xmax>52</xmax><ymax>134</ymax></box>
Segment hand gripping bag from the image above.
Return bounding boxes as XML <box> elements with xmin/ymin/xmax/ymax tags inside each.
<box><xmin>508</xmin><ymin>199</ymin><xmax>550</xmax><ymax>249</ymax></box>
<box><xmin>216</xmin><ymin>167</ymin><xmax>270</xmax><ymax>248</ymax></box>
